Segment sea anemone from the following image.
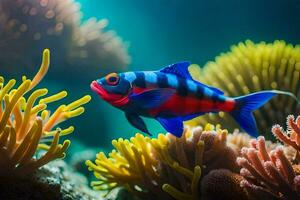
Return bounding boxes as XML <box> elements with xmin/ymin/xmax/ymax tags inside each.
<box><xmin>237</xmin><ymin>115</ymin><xmax>300</xmax><ymax>200</ymax></box>
<box><xmin>0</xmin><ymin>0</ymin><xmax>130</xmax><ymax>81</ymax></box>
<box><xmin>86</xmin><ymin>125</ymin><xmax>241</xmax><ymax>200</ymax></box>
<box><xmin>188</xmin><ymin>40</ymin><xmax>300</xmax><ymax>138</ymax></box>
<box><xmin>0</xmin><ymin>49</ymin><xmax>91</xmax><ymax>175</ymax></box>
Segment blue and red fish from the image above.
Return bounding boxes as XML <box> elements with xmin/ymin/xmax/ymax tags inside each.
<box><xmin>91</xmin><ymin>61</ymin><xmax>298</xmax><ymax>137</ymax></box>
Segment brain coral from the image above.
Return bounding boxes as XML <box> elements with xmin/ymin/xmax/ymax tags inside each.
<box><xmin>188</xmin><ymin>40</ymin><xmax>300</xmax><ymax>138</ymax></box>
<box><xmin>0</xmin><ymin>49</ymin><xmax>91</xmax><ymax>175</ymax></box>
<box><xmin>86</xmin><ymin>125</ymin><xmax>244</xmax><ymax>200</ymax></box>
<box><xmin>0</xmin><ymin>0</ymin><xmax>130</xmax><ymax>81</ymax></box>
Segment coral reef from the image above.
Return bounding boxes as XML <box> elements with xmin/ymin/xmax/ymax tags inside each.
<box><xmin>237</xmin><ymin>115</ymin><xmax>300</xmax><ymax>200</ymax></box>
<box><xmin>188</xmin><ymin>40</ymin><xmax>300</xmax><ymax>138</ymax></box>
<box><xmin>226</xmin><ymin>130</ymin><xmax>252</xmax><ymax>154</ymax></box>
<box><xmin>0</xmin><ymin>0</ymin><xmax>130</xmax><ymax>81</ymax></box>
<box><xmin>0</xmin><ymin>160</ymin><xmax>102</xmax><ymax>200</ymax></box>
<box><xmin>272</xmin><ymin>115</ymin><xmax>300</xmax><ymax>152</ymax></box>
<box><xmin>0</xmin><ymin>49</ymin><xmax>90</xmax><ymax>175</ymax></box>
<box><xmin>87</xmin><ymin>119</ymin><xmax>300</xmax><ymax>200</ymax></box>
<box><xmin>86</xmin><ymin>125</ymin><xmax>242</xmax><ymax>200</ymax></box>
<box><xmin>200</xmin><ymin>169</ymin><xmax>248</xmax><ymax>200</ymax></box>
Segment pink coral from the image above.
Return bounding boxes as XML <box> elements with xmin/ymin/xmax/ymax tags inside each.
<box><xmin>237</xmin><ymin>136</ymin><xmax>300</xmax><ymax>200</ymax></box>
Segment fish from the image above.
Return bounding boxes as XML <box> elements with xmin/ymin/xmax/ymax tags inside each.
<box><xmin>91</xmin><ymin>61</ymin><xmax>299</xmax><ymax>137</ymax></box>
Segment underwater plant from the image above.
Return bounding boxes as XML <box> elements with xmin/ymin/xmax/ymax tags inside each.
<box><xmin>188</xmin><ymin>40</ymin><xmax>300</xmax><ymax>138</ymax></box>
<box><xmin>237</xmin><ymin>115</ymin><xmax>300</xmax><ymax>200</ymax></box>
<box><xmin>0</xmin><ymin>0</ymin><xmax>130</xmax><ymax>81</ymax></box>
<box><xmin>0</xmin><ymin>49</ymin><xmax>91</xmax><ymax>175</ymax></box>
<box><xmin>86</xmin><ymin>125</ymin><xmax>242</xmax><ymax>200</ymax></box>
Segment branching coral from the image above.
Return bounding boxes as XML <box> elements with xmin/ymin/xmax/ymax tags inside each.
<box><xmin>0</xmin><ymin>0</ymin><xmax>130</xmax><ymax>81</ymax></box>
<box><xmin>86</xmin><ymin>125</ymin><xmax>240</xmax><ymax>200</ymax></box>
<box><xmin>272</xmin><ymin>115</ymin><xmax>300</xmax><ymax>152</ymax></box>
<box><xmin>0</xmin><ymin>49</ymin><xmax>91</xmax><ymax>175</ymax></box>
<box><xmin>188</xmin><ymin>40</ymin><xmax>300</xmax><ymax>138</ymax></box>
<box><xmin>237</xmin><ymin>123</ymin><xmax>300</xmax><ymax>199</ymax></box>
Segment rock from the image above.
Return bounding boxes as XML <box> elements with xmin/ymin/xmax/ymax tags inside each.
<box><xmin>0</xmin><ymin>160</ymin><xmax>102</xmax><ymax>200</ymax></box>
<box><xmin>104</xmin><ymin>188</ymin><xmax>140</xmax><ymax>200</ymax></box>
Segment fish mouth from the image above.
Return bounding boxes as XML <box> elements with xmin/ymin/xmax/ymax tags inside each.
<box><xmin>90</xmin><ymin>80</ymin><xmax>129</xmax><ymax>106</ymax></box>
<box><xmin>90</xmin><ymin>81</ymin><xmax>106</xmax><ymax>97</ymax></box>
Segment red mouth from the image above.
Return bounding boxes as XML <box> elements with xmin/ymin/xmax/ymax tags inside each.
<box><xmin>91</xmin><ymin>81</ymin><xmax>106</xmax><ymax>96</ymax></box>
<box><xmin>90</xmin><ymin>80</ymin><xmax>129</xmax><ymax>106</ymax></box>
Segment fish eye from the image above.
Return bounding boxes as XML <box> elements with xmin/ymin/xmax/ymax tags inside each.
<box><xmin>105</xmin><ymin>73</ymin><xmax>119</xmax><ymax>86</ymax></box>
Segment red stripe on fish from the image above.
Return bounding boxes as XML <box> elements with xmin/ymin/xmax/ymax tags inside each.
<box><xmin>149</xmin><ymin>94</ymin><xmax>235</xmax><ymax>117</ymax></box>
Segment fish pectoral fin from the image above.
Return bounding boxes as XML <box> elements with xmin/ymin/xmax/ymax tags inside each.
<box><xmin>156</xmin><ymin>117</ymin><xmax>183</xmax><ymax>137</ymax></box>
<box><xmin>125</xmin><ymin>113</ymin><xmax>151</xmax><ymax>135</ymax></box>
<box><xmin>129</xmin><ymin>88</ymin><xmax>175</xmax><ymax>109</ymax></box>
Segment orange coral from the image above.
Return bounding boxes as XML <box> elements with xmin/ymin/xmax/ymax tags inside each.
<box><xmin>272</xmin><ymin>115</ymin><xmax>300</xmax><ymax>152</ymax></box>
<box><xmin>237</xmin><ymin>136</ymin><xmax>300</xmax><ymax>199</ymax></box>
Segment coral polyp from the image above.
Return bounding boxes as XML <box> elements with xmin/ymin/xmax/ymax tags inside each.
<box><xmin>86</xmin><ymin>125</ymin><xmax>240</xmax><ymax>200</ymax></box>
<box><xmin>0</xmin><ymin>49</ymin><xmax>91</xmax><ymax>175</ymax></box>
<box><xmin>188</xmin><ymin>40</ymin><xmax>300</xmax><ymax>138</ymax></box>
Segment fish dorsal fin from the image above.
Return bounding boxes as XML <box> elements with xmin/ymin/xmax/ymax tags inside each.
<box><xmin>160</xmin><ymin>61</ymin><xmax>192</xmax><ymax>79</ymax></box>
<box><xmin>160</xmin><ymin>61</ymin><xmax>224</xmax><ymax>95</ymax></box>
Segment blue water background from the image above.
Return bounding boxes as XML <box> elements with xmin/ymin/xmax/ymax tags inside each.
<box><xmin>65</xmin><ymin>0</ymin><xmax>300</xmax><ymax>148</ymax></box>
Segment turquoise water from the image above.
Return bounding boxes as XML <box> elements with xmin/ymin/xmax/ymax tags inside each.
<box><xmin>3</xmin><ymin>0</ymin><xmax>299</xmax><ymax>149</ymax></box>
<box><xmin>72</xmin><ymin>0</ymin><xmax>300</xmax><ymax>148</ymax></box>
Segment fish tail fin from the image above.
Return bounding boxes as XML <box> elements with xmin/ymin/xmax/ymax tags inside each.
<box><xmin>270</xmin><ymin>90</ymin><xmax>300</xmax><ymax>104</ymax></box>
<box><xmin>231</xmin><ymin>90</ymin><xmax>297</xmax><ymax>137</ymax></box>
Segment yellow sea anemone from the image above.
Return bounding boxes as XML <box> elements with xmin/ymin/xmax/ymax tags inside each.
<box><xmin>86</xmin><ymin>125</ymin><xmax>239</xmax><ymax>200</ymax></box>
<box><xmin>188</xmin><ymin>40</ymin><xmax>300</xmax><ymax>138</ymax></box>
<box><xmin>0</xmin><ymin>49</ymin><xmax>91</xmax><ymax>175</ymax></box>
